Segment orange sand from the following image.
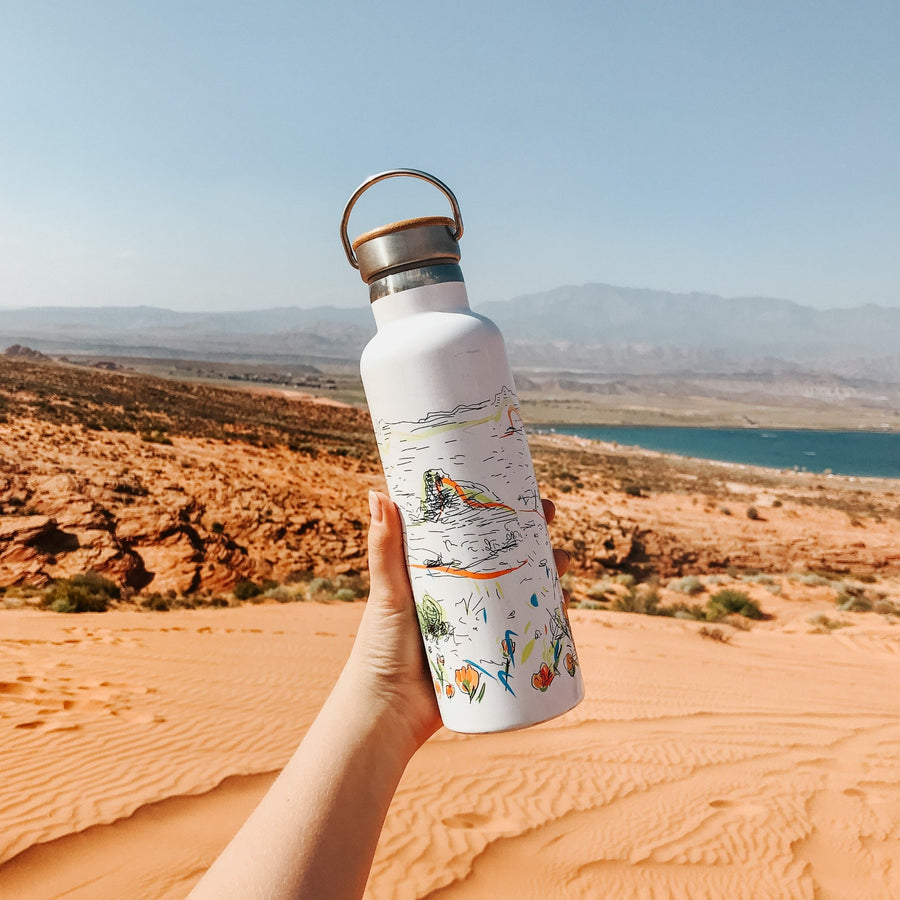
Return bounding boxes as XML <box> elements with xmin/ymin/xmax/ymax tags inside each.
<box><xmin>2</xmin><ymin>597</ymin><xmax>900</xmax><ymax>899</ymax></box>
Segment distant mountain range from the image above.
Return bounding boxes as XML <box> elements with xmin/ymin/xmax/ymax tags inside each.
<box><xmin>2</xmin><ymin>284</ymin><xmax>898</xmax><ymax>382</ymax></box>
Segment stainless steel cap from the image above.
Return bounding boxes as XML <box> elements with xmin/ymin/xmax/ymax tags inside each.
<box><xmin>352</xmin><ymin>216</ymin><xmax>461</xmax><ymax>285</ymax></box>
<box><xmin>340</xmin><ymin>170</ymin><xmax>464</xmax><ymax>289</ymax></box>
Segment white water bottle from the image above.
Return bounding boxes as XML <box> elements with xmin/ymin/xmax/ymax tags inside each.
<box><xmin>341</xmin><ymin>170</ymin><xmax>584</xmax><ymax>733</ymax></box>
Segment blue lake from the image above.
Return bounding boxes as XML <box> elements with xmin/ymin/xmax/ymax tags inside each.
<box><xmin>543</xmin><ymin>425</ymin><xmax>900</xmax><ymax>479</ymax></box>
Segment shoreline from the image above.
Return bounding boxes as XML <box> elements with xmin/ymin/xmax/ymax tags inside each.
<box><xmin>530</xmin><ymin>426</ymin><xmax>900</xmax><ymax>482</ymax></box>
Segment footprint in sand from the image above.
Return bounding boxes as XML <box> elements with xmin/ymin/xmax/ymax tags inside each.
<box><xmin>15</xmin><ymin>720</ymin><xmax>45</xmax><ymax>730</ymax></box>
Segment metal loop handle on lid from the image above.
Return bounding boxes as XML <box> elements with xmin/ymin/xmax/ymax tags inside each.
<box><xmin>340</xmin><ymin>169</ymin><xmax>464</xmax><ymax>270</ymax></box>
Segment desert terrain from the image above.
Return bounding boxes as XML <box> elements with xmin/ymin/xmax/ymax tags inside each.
<box><xmin>2</xmin><ymin>354</ymin><xmax>900</xmax><ymax>898</ymax></box>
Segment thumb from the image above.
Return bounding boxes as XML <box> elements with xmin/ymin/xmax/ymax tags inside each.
<box><xmin>366</xmin><ymin>491</ymin><xmax>414</xmax><ymax>613</ymax></box>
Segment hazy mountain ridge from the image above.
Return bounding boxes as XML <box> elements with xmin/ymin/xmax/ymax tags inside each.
<box><xmin>2</xmin><ymin>284</ymin><xmax>898</xmax><ymax>380</ymax></box>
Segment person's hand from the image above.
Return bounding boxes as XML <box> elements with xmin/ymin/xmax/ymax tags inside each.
<box><xmin>346</xmin><ymin>491</ymin><xmax>569</xmax><ymax>756</ymax></box>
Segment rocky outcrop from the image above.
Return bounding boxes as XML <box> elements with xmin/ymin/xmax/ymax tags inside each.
<box><xmin>0</xmin><ymin>418</ymin><xmax>379</xmax><ymax>594</ymax></box>
<box><xmin>2</xmin><ymin>344</ymin><xmax>51</xmax><ymax>362</ymax></box>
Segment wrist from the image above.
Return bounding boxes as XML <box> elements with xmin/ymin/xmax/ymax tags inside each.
<box><xmin>331</xmin><ymin>659</ymin><xmax>424</xmax><ymax>767</ymax></box>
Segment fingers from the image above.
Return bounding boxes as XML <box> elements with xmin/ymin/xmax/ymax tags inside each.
<box><xmin>553</xmin><ymin>547</ymin><xmax>570</xmax><ymax>577</ymax></box>
<box><xmin>542</xmin><ymin>497</ymin><xmax>555</xmax><ymax>525</ymax></box>
<box><xmin>367</xmin><ymin>491</ymin><xmax>414</xmax><ymax>613</ymax></box>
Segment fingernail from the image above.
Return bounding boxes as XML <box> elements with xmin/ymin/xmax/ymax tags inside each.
<box><xmin>368</xmin><ymin>490</ymin><xmax>383</xmax><ymax>523</ymax></box>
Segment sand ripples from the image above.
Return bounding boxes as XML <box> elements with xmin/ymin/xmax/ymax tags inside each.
<box><xmin>2</xmin><ymin>605</ymin><xmax>899</xmax><ymax>899</ymax></box>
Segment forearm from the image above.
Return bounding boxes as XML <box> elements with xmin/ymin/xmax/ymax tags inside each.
<box><xmin>189</xmin><ymin>669</ymin><xmax>416</xmax><ymax>900</ymax></box>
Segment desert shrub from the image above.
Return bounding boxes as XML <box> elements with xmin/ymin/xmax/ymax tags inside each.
<box><xmin>873</xmin><ymin>599</ymin><xmax>899</xmax><ymax>616</ymax></box>
<box><xmin>43</xmin><ymin>571</ymin><xmax>120</xmax><ymax>613</ymax></box>
<box><xmin>835</xmin><ymin>590</ymin><xmax>873</xmax><ymax>613</ymax></box>
<box><xmin>265</xmin><ymin>584</ymin><xmax>305</xmax><ymax>603</ymax></box>
<box><xmin>699</xmin><ymin>626</ymin><xmax>732</xmax><ymax>644</ymax></box>
<box><xmin>854</xmin><ymin>573</ymin><xmax>877</xmax><ymax>584</ymax></box>
<box><xmin>233</xmin><ymin>580</ymin><xmax>263</xmax><ymax>601</ymax></box>
<box><xmin>141</xmin><ymin>430</ymin><xmax>173</xmax><ymax>445</ymax></box>
<box><xmin>772</xmin><ymin>499</ymin><xmax>783</xmax><ymax>508</ymax></box>
<box><xmin>668</xmin><ymin>602</ymin><xmax>706</xmax><ymax>620</ymax></box>
<box><xmin>719</xmin><ymin>506</ymin><xmax>731</xmax><ymax>516</ymax></box>
<box><xmin>807</xmin><ymin>613</ymin><xmax>849</xmax><ymax>631</ymax></box>
<box><xmin>793</xmin><ymin>572</ymin><xmax>832</xmax><ymax>587</ymax></box>
<box><xmin>335</xmin><ymin>588</ymin><xmax>357</xmax><ymax>602</ymax></box>
<box><xmin>615</xmin><ymin>573</ymin><xmax>635</xmax><ymax>588</ymax></box>
<box><xmin>308</xmin><ymin>577</ymin><xmax>335</xmax><ymax>599</ymax></box>
<box><xmin>741</xmin><ymin>573</ymin><xmax>782</xmax><ymax>594</ymax></box>
<box><xmin>289</xmin><ymin>442</ymin><xmax>318</xmax><ymax>457</ymax></box>
<box><xmin>613</xmin><ymin>585</ymin><xmax>662</xmax><ymax>616</ymax></box>
<box><xmin>579</xmin><ymin>600</ymin><xmax>604</xmax><ymax>610</ymax></box>
<box><xmin>623</xmin><ymin>484</ymin><xmax>644</xmax><ymax>497</ymax></box>
<box><xmin>719</xmin><ymin>613</ymin><xmax>752</xmax><ymax>631</ymax></box>
<box><xmin>586</xmin><ymin>581</ymin><xmax>611</xmax><ymax>602</ymax></box>
<box><xmin>705</xmin><ymin>589</ymin><xmax>763</xmax><ymax>621</ymax></box>
<box><xmin>285</xmin><ymin>568</ymin><xmax>316</xmax><ymax>584</ymax></box>
<box><xmin>671</xmin><ymin>575</ymin><xmax>704</xmax><ymax>596</ymax></box>
<box><xmin>142</xmin><ymin>592</ymin><xmax>170</xmax><ymax>611</ymax></box>
<box><xmin>742</xmin><ymin>573</ymin><xmax>775</xmax><ymax>585</ymax></box>
<box><xmin>211</xmin><ymin>521</ymin><xmax>225</xmax><ymax>534</ymax></box>
<box><xmin>335</xmin><ymin>573</ymin><xmax>368</xmax><ymax>597</ymax></box>
<box><xmin>746</xmin><ymin>506</ymin><xmax>760</xmax><ymax>520</ymax></box>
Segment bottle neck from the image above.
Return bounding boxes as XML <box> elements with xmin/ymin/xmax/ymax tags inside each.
<box><xmin>370</xmin><ymin>276</ymin><xmax>471</xmax><ymax>328</ymax></box>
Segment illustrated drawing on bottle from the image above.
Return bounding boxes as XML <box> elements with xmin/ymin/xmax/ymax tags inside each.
<box><xmin>341</xmin><ymin>169</ymin><xmax>584</xmax><ymax>733</ymax></box>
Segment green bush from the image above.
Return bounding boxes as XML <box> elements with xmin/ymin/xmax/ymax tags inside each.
<box><xmin>669</xmin><ymin>602</ymin><xmax>706</xmax><ymax>620</ymax></box>
<box><xmin>142</xmin><ymin>592</ymin><xmax>170</xmax><ymax>611</ymax></box>
<box><xmin>671</xmin><ymin>575</ymin><xmax>704</xmax><ymax>596</ymax></box>
<box><xmin>835</xmin><ymin>591</ymin><xmax>873</xmax><ymax>612</ymax></box>
<box><xmin>43</xmin><ymin>572</ymin><xmax>120</xmax><ymax>613</ymax></box>
<box><xmin>335</xmin><ymin>588</ymin><xmax>357</xmax><ymax>602</ymax></box>
<box><xmin>613</xmin><ymin>586</ymin><xmax>662</xmax><ymax>616</ymax></box>
<box><xmin>233</xmin><ymin>580</ymin><xmax>263</xmax><ymax>601</ymax></box>
<box><xmin>265</xmin><ymin>585</ymin><xmax>304</xmax><ymax>603</ymax></box>
<box><xmin>705</xmin><ymin>589</ymin><xmax>763</xmax><ymax>621</ymax></box>
<box><xmin>308</xmin><ymin>577</ymin><xmax>335</xmax><ymax>599</ymax></box>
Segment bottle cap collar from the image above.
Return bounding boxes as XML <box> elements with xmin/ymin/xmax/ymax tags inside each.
<box><xmin>352</xmin><ymin>216</ymin><xmax>461</xmax><ymax>284</ymax></box>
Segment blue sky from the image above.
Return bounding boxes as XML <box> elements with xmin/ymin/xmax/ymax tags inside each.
<box><xmin>1</xmin><ymin>0</ymin><xmax>898</xmax><ymax>311</ymax></box>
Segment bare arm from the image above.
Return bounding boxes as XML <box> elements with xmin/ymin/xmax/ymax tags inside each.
<box><xmin>188</xmin><ymin>491</ymin><xmax>439</xmax><ymax>899</ymax></box>
<box><xmin>189</xmin><ymin>491</ymin><xmax>567</xmax><ymax>899</ymax></box>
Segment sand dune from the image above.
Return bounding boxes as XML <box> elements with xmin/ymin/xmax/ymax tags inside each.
<box><xmin>2</xmin><ymin>595</ymin><xmax>899</xmax><ymax>899</ymax></box>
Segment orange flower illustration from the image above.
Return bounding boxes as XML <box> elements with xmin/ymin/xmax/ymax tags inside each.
<box><xmin>531</xmin><ymin>662</ymin><xmax>555</xmax><ymax>692</ymax></box>
<box><xmin>455</xmin><ymin>664</ymin><xmax>480</xmax><ymax>701</ymax></box>
<box><xmin>565</xmin><ymin>652</ymin><xmax>577</xmax><ymax>677</ymax></box>
<box><xmin>445</xmin><ymin>683</ymin><xmax>455</xmax><ymax>699</ymax></box>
